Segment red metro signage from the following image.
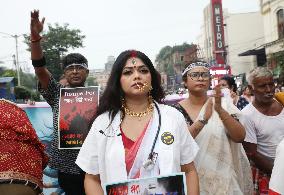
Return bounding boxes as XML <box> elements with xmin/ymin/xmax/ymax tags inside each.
<box><xmin>211</xmin><ymin>0</ymin><xmax>225</xmax><ymax>65</ymax></box>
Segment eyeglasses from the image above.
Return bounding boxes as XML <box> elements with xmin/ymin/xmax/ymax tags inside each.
<box><xmin>187</xmin><ymin>72</ymin><xmax>210</xmax><ymax>81</ymax></box>
<box><xmin>65</xmin><ymin>65</ymin><xmax>86</xmax><ymax>73</ymax></box>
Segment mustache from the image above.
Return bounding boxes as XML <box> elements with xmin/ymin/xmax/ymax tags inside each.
<box><xmin>263</xmin><ymin>93</ymin><xmax>274</xmax><ymax>97</ymax></box>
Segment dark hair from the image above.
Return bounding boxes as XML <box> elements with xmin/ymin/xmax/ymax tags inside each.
<box><xmin>220</xmin><ymin>75</ymin><xmax>237</xmax><ymax>92</ymax></box>
<box><xmin>96</xmin><ymin>50</ymin><xmax>165</xmax><ymax>121</ymax></box>
<box><xmin>62</xmin><ymin>53</ymin><xmax>88</xmax><ymax>69</ymax></box>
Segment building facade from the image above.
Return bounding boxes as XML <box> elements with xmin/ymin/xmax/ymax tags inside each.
<box><xmin>260</xmin><ymin>0</ymin><xmax>284</xmax><ymax>81</ymax></box>
<box><xmin>89</xmin><ymin>69</ymin><xmax>110</xmax><ymax>91</ymax></box>
<box><xmin>104</xmin><ymin>56</ymin><xmax>115</xmax><ymax>72</ymax></box>
<box><xmin>198</xmin><ymin>0</ymin><xmax>265</xmax><ymax>76</ymax></box>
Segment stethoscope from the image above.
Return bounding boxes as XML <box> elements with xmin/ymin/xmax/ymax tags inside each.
<box><xmin>99</xmin><ymin>102</ymin><xmax>161</xmax><ymax>170</ymax></box>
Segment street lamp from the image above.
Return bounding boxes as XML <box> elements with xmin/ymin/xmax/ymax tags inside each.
<box><xmin>0</xmin><ymin>32</ymin><xmax>21</xmax><ymax>86</ymax></box>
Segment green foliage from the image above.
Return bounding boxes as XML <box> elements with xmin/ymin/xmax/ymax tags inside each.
<box><xmin>14</xmin><ymin>86</ymin><xmax>31</xmax><ymax>100</ymax></box>
<box><xmin>31</xmin><ymin>90</ymin><xmax>40</xmax><ymax>101</ymax></box>
<box><xmin>172</xmin><ymin>42</ymin><xmax>194</xmax><ymax>53</ymax></box>
<box><xmin>24</xmin><ymin>23</ymin><xmax>85</xmax><ymax>81</ymax></box>
<box><xmin>156</xmin><ymin>46</ymin><xmax>172</xmax><ymax>62</ymax></box>
<box><xmin>155</xmin><ymin>46</ymin><xmax>173</xmax><ymax>73</ymax></box>
<box><xmin>155</xmin><ymin>42</ymin><xmax>196</xmax><ymax>76</ymax></box>
<box><xmin>0</xmin><ymin>68</ymin><xmax>37</xmax><ymax>89</ymax></box>
<box><xmin>271</xmin><ymin>50</ymin><xmax>284</xmax><ymax>84</ymax></box>
<box><xmin>20</xmin><ymin>71</ymin><xmax>37</xmax><ymax>89</ymax></box>
<box><xmin>0</xmin><ymin>68</ymin><xmax>17</xmax><ymax>85</ymax></box>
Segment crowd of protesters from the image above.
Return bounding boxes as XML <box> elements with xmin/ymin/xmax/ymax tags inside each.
<box><xmin>1</xmin><ymin>10</ymin><xmax>284</xmax><ymax>195</ymax></box>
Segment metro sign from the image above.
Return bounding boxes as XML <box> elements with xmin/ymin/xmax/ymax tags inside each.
<box><xmin>214</xmin><ymin>6</ymin><xmax>223</xmax><ymax>49</ymax></box>
<box><xmin>211</xmin><ymin>0</ymin><xmax>225</xmax><ymax>65</ymax></box>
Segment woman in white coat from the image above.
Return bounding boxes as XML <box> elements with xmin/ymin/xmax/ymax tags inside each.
<box><xmin>76</xmin><ymin>50</ymin><xmax>199</xmax><ymax>195</ymax></box>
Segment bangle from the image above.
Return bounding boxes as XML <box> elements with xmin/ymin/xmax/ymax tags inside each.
<box><xmin>31</xmin><ymin>36</ymin><xmax>42</xmax><ymax>43</ymax></box>
<box><xmin>30</xmin><ymin>32</ymin><xmax>42</xmax><ymax>43</ymax></box>
<box><xmin>32</xmin><ymin>56</ymin><xmax>46</xmax><ymax>67</ymax></box>
<box><xmin>198</xmin><ymin>119</ymin><xmax>208</xmax><ymax>125</ymax></box>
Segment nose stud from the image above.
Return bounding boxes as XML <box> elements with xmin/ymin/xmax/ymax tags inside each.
<box><xmin>135</xmin><ymin>82</ymin><xmax>151</xmax><ymax>92</ymax></box>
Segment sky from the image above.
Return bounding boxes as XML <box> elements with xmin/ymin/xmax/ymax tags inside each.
<box><xmin>0</xmin><ymin>0</ymin><xmax>259</xmax><ymax>72</ymax></box>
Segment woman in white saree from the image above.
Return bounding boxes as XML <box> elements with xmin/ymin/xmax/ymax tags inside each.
<box><xmin>173</xmin><ymin>61</ymin><xmax>253</xmax><ymax>195</ymax></box>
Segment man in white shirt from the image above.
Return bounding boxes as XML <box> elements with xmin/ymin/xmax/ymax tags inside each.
<box><xmin>241</xmin><ymin>67</ymin><xmax>284</xmax><ymax>194</ymax></box>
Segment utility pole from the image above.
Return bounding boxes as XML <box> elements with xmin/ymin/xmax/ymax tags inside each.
<box><xmin>0</xmin><ymin>32</ymin><xmax>21</xmax><ymax>86</ymax></box>
<box><xmin>14</xmin><ymin>34</ymin><xmax>21</xmax><ymax>86</ymax></box>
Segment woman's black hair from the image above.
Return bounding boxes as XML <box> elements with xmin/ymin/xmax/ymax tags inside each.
<box><xmin>220</xmin><ymin>75</ymin><xmax>237</xmax><ymax>92</ymax></box>
<box><xmin>96</xmin><ymin>50</ymin><xmax>165</xmax><ymax>122</ymax></box>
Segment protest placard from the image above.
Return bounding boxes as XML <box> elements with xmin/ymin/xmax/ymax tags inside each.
<box><xmin>105</xmin><ymin>173</ymin><xmax>186</xmax><ymax>195</ymax></box>
<box><xmin>58</xmin><ymin>86</ymin><xmax>99</xmax><ymax>149</ymax></box>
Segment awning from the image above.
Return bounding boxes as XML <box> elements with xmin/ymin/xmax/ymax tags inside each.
<box><xmin>0</xmin><ymin>77</ymin><xmax>14</xmax><ymax>84</ymax></box>
<box><xmin>238</xmin><ymin>48</ymin><xmax>265</xmax><ymax>56</ymax></box>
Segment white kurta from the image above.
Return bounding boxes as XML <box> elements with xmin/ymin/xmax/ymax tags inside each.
<box><xmin>76</xmin><ymin>103</ymin><xmax>199</xmax><ymax>186</ymax></box>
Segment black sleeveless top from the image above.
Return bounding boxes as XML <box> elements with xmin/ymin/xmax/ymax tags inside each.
<box><xmin>171</xmin><ymin>103</ymin><xmax>194</xmax><ymax>125</ymax></box>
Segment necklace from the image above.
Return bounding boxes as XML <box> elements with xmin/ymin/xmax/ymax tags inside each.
<box><xmin>122</xmin><ymin>102</ymin><xmax>154</xmax><ymax>120</ymax></box>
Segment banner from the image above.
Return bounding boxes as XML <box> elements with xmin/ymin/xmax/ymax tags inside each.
<box><xmin>105</xmin><ymin>173</ymin><xmax>187</xmax><ymax>195</ymax></box>
<box><xmin>19</xmin><ymin>102</ymin><xmax>53</xmax><ymax>153</ymax></box>
<box><xmin>58</xmin><ymin>86</ymin><xmax>99</xmax><ymax>149</ymax></box>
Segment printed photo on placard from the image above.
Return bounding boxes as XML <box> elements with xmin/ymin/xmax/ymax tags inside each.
<box><xmin>58</xmin><ymin>86</ymin><xmax>99</xmax><ymax>149</ymax></box>
<box><xmin>105</xmin><ymin>172</ymin><xmax>186</xmax><ymax>195</ymax></box>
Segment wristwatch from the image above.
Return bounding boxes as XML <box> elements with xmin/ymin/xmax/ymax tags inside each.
<box><xmin>198</xmin><ymin>119</ymin><xmax>208</xmax><ymax>125</ymax></box>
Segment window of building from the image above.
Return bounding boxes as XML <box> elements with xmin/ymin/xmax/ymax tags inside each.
<box><xmin>180</xmin><ymin>56</ymin><xmax>184</xmax><ymax>61</ymax></box>
<box><xmin>277</xmin><ymin>9</ymin><xmax>284</xmax><ymax>39</ymax></box>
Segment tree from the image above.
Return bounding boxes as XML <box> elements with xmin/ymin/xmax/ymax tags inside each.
<box><xmin>155</xmin><ymin>43</ymin><xmax>196</xmax><ymax>75</ymax></box>
<box><xmin>0</xmin><ymin>68</ymin><xmax>36</xmax><ymax>89</ymax></box>
<box><xmin>14</xmin><ymin>86</ymin><xmax>31</xmax><ymax>100</ymax></box>
<box><xmin>24</xmin><ymin>23</ymin><xmax>85</xmax><ymax>80</ymax></box>
<box><xmin>172</xmin><ymin>42</ymin><xmax>193</xmax><ymax>53</ymax></box>
<box><xmin>156</xmin><ymin>46</ymin><xmax>172</xmax><ymax>62</ymax></box>
<box><xmin>155</xmin><ymin>46</ymin><xmax>173</xmax><ymax>72</ymax></box>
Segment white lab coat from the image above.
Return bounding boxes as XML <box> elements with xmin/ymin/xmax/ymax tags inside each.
<box><xmin>76</xmin><ymin>103</ymin><xmax>198</xmax><ymax>185</ymax></box>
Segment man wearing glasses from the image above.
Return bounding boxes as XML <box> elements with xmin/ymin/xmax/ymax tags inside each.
<box><xmin>30</xmin><ymin>10</ymin><xmax>88</xmax><ymax>195</ymax></box>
